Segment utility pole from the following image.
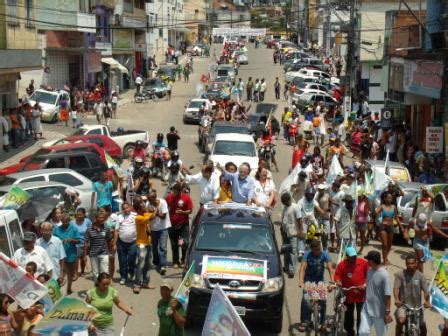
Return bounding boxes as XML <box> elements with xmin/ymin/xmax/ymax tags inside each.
<box><xmin>304</xmin><ymin>0</ymin><xmax>309</xmax><ymax>45</ymax></box>
<box><xmin>230</xmin><ymin>10</ymin><xmax>233</xmax><ymax>28</ymax></box>
<box><xmin>344</xmin><ymin>0</ymin><xmax>358</xmax><ymax>119</ymax></box>
<box><xmin>325</xmin><ymin>0</ymin><xmax>331</xmax><ymax>55</ymax></box>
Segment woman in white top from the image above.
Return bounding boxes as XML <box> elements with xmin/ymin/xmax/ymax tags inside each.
<box><xmin>32</xmin><ymin>102</ymin><xmax>43</xmax><ymax>139</ymax></box>
<box><xmin>111</xmin><ymin>92</ymin><xmax>118</xmax><ymax>119</ymax></box>
<box><xmin>253</xmin><ymin>167</ymin><xmax>276</xmax><ymax>209</ymax></box>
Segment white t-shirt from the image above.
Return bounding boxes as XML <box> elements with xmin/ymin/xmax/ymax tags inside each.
<box><xmin>116</xmin><ymin>212</ymin><xmax>137</xmax><ymax>243</ymax></box>
<box><xmin>150</xmin><ymin>198</ymin><xmax>171</xmax><ymax>231</ymax></box>
<box><xmin>94</xmin><ymin>102</ymin><xmax>104</xmax><ymax>116</ymax></box>
<box><xmin>13</xmin><ymin>245</ymin><xmax>54</xmax><ymax>277</ymax></box>
<box><xmin>253</xmin><ymin>179</ymin><xmax>276</xmax><ymax>207</ymax></box>
<box><xmin>135</xmin><ymin>77</ymin><xmax>143</xmax><ymax>85</ymax></box>
<box><xmin>111</xmin><ymin>96</ymin><xmax>118</xmax><ymax>104</ymax></box>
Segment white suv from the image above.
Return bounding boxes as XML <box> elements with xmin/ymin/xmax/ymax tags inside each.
<box><xmin>209</xmin><ymin>133</ymin><xmax>258</xmax><ymax>170</ymax></box>
<box><xmin>29</xmin><ymin>89</ymin><xmax>71</xmax><ymax>123</ymax></box>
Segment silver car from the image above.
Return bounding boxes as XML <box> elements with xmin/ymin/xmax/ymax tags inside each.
<box><xmin>397</xmin><ymin>182</ymin><xmax>448</xmax><ymax>237</ymax></box>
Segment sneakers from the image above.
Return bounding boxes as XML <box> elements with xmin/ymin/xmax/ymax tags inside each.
<box><xmin>160</xmin><ymin>267</ymin><xmax>166</xmax><ymax>275</ymax></box>
<box><xmin>119</xmin><ymin>279</ymin><xmax>126</xmax><ymax>285</ymax></box>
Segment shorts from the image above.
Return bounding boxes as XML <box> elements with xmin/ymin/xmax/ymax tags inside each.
<box><xmin>314</xmin><ymin>127</ymin><xmax>320</xmax><ymax>136</ymax></box>
<box><xmin>413</xmin><ymin>237</ymin><xmax>429</xmax><ymax>251</ymax></box>
<box><xmin>321</xmin><ymin>219</ymin><xmax>331</xmax><ymax>234</ymax></box>
<box><xmin>357</xmin><ymin>222</ymin><xmax>367</xmax><ymax>231</ymax></box>
<box><xmin>378</xmin><ymin>224</ymin><xmax>395</xmax><ymax>234</ymax></box>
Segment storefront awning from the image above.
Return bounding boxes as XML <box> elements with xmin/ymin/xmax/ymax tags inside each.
<box><xmin>101</xmin><ymin>57</ymin><xmax>129</xmax><ymax>75</ymax></box>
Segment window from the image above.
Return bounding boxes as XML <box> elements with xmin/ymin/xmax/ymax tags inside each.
<box><xmin>33</xmin><ymin>187</ymin><xmax>62</xmax><ymax>201</ymax></box>
<box><xmin>135</xmin><ymin>0</ymin><xmax>145</xmax><ymax>9</ymax></box>
<box><xmin>79</xmin><ymin>0</ymin><xmax>94</xmax><ymax>13</ymax></box>
<box><xmin>9</xmin><ymin>219</ymin><xmax>23</xmax><ymax>253</ymax></box>
<box><xmin>7</xmin><ymin>0</ymin><xmax>19</xmax><ymax>26</ymax></box>
<box><xmin>0</xmin><ymin>226</ymin><xmax>11</xmax><ymax>258</ymax></box>
<box><xmin>46</xmin><ymin>158</ymin><xmax>65</xmax><ymax>169</ymax></box>
<box><xmin>20</xmin><ymin>176</ymin><xmax>46</xmax><ymax>183</ymax></box>
<box><xmin>325</xmin><ymin>96</ymin><xmax>335</xmax><ymax>103</ymax></box>
<box><xmin>88</xmin><ymin>157</ymin><xmax>103</xmax><ymax>168</ymax></box>
<box><xmin>434</xmin><ymin>194</ymin><xmax>446</xmax><ymax>212</ymax></box>
<box><xmin>49</xmin><ymin>173</ymin><xmax>83</xmax><ymax>187</ymax></box>
<box><xmin>25</xmin><ymin>0</ymin><xmax>34</xmax><ymax>27</ymax></box>
<box><xmin>69</xmin><ymin>157</ymin><xmax>90</xmax><ymax>169</ymax></box>
<box><xmin>123</xmin><ymin>0</ymin><xmax>133</xmax><ymax>13</ymax></box>
<box><xmin>159</xmin><ymin>28</ymin><xmax>163</xmax><ymax>37</ymax></box>
<box><xmin>87</xmin><ymin>128</ymin><xmax>102</xmax><ymax>135</ymax></box>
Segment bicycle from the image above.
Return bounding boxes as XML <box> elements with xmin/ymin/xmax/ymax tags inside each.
<box><xmin>400</xmin><ymin>304</ymin><xmax>424</xmax><ymax>336</ymax></box>
<box><xmin>302</xmin><ymin>281</ymin><xmax>332</xmax><ymax>335</ymax></box>
<box><xmin>330</xmin><ymin>285</ymin><xmax>360</xmax><ymax>336</ymax></box>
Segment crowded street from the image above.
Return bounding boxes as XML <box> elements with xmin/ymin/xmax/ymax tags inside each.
<box><xmin>1</xmin><ymin>38</ymin><xmax>447</xmax><ymax>336</ymax></box>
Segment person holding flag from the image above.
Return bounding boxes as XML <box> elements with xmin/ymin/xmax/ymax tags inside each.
<box><xmin>157</xmin><ymin>280</ymin><xmax>186</xmax><ymax>336</ymax></box>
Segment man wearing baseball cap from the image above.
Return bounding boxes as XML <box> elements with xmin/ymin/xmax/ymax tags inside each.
<box><xmin>157</xmin><ymin>280</ymin><xmax>186</xmax><ymax>335</ymax></box>
<box><xmin>359</xmin><ymin>250</ymin><xmax>392</xmax><ymax>336</ymax></box>
<box><xmin>13</xmin><ymin>231</ymin><xmax>53</xmax><ymax>278</ymax></box>
<box><xmin>334</xmin><ymin>247</ymin><xmax>369</xmax><ymax>336</ymax></box>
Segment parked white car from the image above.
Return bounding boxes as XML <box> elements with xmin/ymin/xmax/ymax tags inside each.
<box><xmin>285</xmin><ymin>69</ymin><xmax>331</xmax><ymax>83</ymax></box>
<box><xmin>209</xmin><ymin>133</ymin><xmax>258</xmax><ymax>169</ymax></box>
<box><xmin>28</xmin><ymin>89</ymin><xmax>71</xmax><ymax>123</ymax></box>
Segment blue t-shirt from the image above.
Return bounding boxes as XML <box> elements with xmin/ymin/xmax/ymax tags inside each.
<box><xmin>93</xmin><ymin>181</ymin><xmax>113</xmax><ymax>208</ymax></box>
<box><xmin>304</xmin><ymin>251</ymin><xmax>330</xmax><ymax>283</ymax></box>
<box><xmin>53</xmin><ymin>223</ymin><xmax>81</xmax><ymax>263</ymax></box>
<box><xmin>70</xmin><ymin>218</ymin><xmax>92</xmax><ymax>247</ymax></box>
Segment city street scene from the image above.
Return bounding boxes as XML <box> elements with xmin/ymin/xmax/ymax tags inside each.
<box><xmin>0</xmin><ymin>0</ymin><xmax>448</xmax><ymax>335</ymax></box>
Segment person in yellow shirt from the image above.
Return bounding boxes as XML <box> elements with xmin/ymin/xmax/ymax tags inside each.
<box><xmin>133</xmin><ymin>196</ymin><xmax>155</xmax><ymax>294</ymax></box>
<box><xmin>218</xmin><ymin>175</ymin><xmax>232</xmax><ymax>203</ymax></box>
<box><xmin>281</xmin><ymin>107</ymin><xmax>292</xmax><ymax>140</ymax></box>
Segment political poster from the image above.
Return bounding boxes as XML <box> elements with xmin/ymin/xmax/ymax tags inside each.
<box><xmin>34</xmin><ymin>296</ymin><xmax>99</xmax><ymax>334</ymax></box>
<box><xmin>40</xmin><ymin>279</ymin><xmax>62</xmax><ymax>313</ymax></box>
<box><xmin>201</xmin><ymin>256</ymin><xmax>266</xmax><ymax>282</ymax></box>
<box><xmin>201</xmin><ymin>285</ymin><xmax>250</xmax><ymax>336</ymax></box>
<box><xmin>0</xmin><ymin>253</ymin><xmax>48</xmax><ymax>309</ymax></box>
<box><xmin>429</xmin><ymin>255</ymin><xmax>448</xmax><ymax>319</ymax></box>
<box><xmin>2</xmin><ymin>186</ymin><xmax>30</xmax><ymax>210</ymax></box>
<box><xmin>175</xmin><ymin>261</ymin><xmax>195</xmax><ymax>310</ymax></box>
<box><xmin>426</xmin><ymin>127</ymin><xmax>443</xmax><ymax>154</ymax></box>
<box><xmin>326</xmin><ymin>155</ymin><xmax>344</xmax><ymax>186</ymax></box>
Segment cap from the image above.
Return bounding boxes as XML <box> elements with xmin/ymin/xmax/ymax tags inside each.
<box><xmin>317</xmin><ymin>183</ymin><xmax>327</xmax><ymax>190</ymax></box>
<box><xmin>345</xmin><ymin>246</ymin><xmax>357</xmax><ymax>257</ymax></box>
<box><xmin>22</xmin><ymin>231</ymin><xmax>36</xmax><ymax>242</ymax></box>
<box><xmin>160</xmin><ymin>280</ymin><xmax>173</xmax><ymax>291</ymax></box>
<box><xmin>417</xmin><ymin>213</ymin><xmax>427</xmax><ymax>226</ymax></box>
<box><xmin>365</xmin><ymin>250</ymin><xmax>381</xmax><ymax>264</ymax></box>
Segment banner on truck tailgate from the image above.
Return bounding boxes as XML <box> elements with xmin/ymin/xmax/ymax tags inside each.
<box><xmin>201</xmin><ymin>256</ymin><xmax>267</xmax><ymax>281</ymax></box>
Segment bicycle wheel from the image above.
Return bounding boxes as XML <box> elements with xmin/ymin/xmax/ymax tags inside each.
<box><xmin>336</xmin><ymin>305</ymin><xmax>345</xmax><ymax>335</ymax></box>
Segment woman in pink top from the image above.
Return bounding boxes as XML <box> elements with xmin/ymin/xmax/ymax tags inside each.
<box><xmin>356</xmin><ymin>193</ymin><xmax>370</xmax><ymax>253</ymax></box>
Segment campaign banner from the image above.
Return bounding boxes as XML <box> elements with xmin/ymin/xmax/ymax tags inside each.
<box><xmin>326</xmin><ymin>155</ymin><xmax>344</xmax><ymax>186</ymax></box>
<box><xmin>0</xmin><ymin>253</ymin><xmax>48</xmax><ymax>309</ymax></box>
<box><xmin>34</xmin><ymin>296</ymin><xmax>99</xmax><ymax>334</ymax></box>
<box><xmin>429</xmin><ymin>255</ymin><xmax>448</xmax><ymax>319</ymax></box>
<box><xmin>175</xmin><ymin>261</ymin><xmax>196</xmax><ymax>310</ymax></box>
<box><xmin>3</xmin><ymin>186</ymin><xmax>31</xmax><ymax>209</ymax></box>
<box><xmin>40</xmin><ymin>279</ymin><xmax>62</xmax><ymax>313</ymax></box>
<box><xmin>104</xmin><ymin>152</ymin><xmax>118</xmax><ymax>169</ymax></box>
<box><xmin>201</xmin><ymin>285</ymin><xmax>250</xmax><ymax>336</ymax></box>
<box><xmin>201</xmin><ymin>256</ymin><xmax>266</xmax><ymax>281</ymax></box>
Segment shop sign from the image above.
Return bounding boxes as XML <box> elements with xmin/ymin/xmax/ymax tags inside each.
<box><xmin>88</xmin><ymin>52</ymin><xmax>102</xmax><ymax>73</ymax></box>
<box><xmin>426</xmin><ymin>126</ymin><xmax>443</xmax><ymax>154</ymax></box>
<box><xmin>113</xmin><ymin>30</ymin><xmax>133</xmax><ymax>49</ymax></box>
<box><xmin>95</xmin><ymin>42</ymin><xmax>112</xmax><ymax>56</ymax></box>
<box><xmin>403</xmin><ymin>60</ymin><xmax>443</xmax><ymax>99</ymax></box>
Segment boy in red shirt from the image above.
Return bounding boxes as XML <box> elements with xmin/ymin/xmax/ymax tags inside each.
<box><xmin>334</xmin><ymin>247</ymin><xmax>369</xmax><ymax>336</ymax></box>
<box><xmin>165</xmin><ymin>183</ymin><xmax>193</xmax><ymax>268</ymax></box>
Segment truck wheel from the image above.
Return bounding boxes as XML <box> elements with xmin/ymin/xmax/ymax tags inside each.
<box><xmin>123</xmin><ymin>144</ymin><xmax>135</xmax><ymax>160</ymax></box>
<box><xmin>269</xmin><ymin>316</ymin><xmax>283</xmax><ymax>333</ymax></box>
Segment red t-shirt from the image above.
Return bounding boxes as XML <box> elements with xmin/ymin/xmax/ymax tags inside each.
<box><xmin>165</xmin><ymin>193</ymin><xmax>193</xmax><ymax>226</ymax></box>
<box><xmin>334</xmin><ymin>258</ymin><xmax>369</xmax><ymax>303</ymax></box>
<box><xmin>292</xmin><ymin>148</ymin><xmax>305</xmax><ymax>169</ymax></box>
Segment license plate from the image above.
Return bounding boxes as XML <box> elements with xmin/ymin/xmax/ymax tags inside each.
<box><xmin>234</xmin><ymin>306</ymin><xmax>246</xmax><ymax>316</ymax></box>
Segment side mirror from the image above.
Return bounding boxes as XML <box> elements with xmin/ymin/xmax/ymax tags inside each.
<box><xmin>280</xmin><ymin>244</ymin><xmax>292</xmax><ymax>254</ymax></box>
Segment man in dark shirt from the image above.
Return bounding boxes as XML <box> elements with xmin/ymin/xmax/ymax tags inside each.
<box><xmin>166</xmin><ymin>126</ymin><xmax>181</xmax><ymax>151</ymax></box>
<box><xmin>380</xmin><ymin>181</ymin><xmax>403</xmax><ymax>206</ymax></box>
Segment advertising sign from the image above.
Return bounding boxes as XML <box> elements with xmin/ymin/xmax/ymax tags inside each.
<box><xmin>201</xmin><ymin>256</ymin><xmax>266</xmax><ymax>281</ymax></box>
<box><xmin>426</xmin><ymin>126</ymin><xmax>443</xmax><ymax>154</ymax></box>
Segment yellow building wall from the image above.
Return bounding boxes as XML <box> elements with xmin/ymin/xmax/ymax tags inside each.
<box><xmin>5</xmin><ymin>0</ymin><xmax>38</xmax><ymax>49</ymax></box>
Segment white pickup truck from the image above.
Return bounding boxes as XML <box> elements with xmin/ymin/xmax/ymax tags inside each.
<box><xmin>63</xmin><ymin>125</ymin><xmax>148</xmax><ymax>159</ymax></box>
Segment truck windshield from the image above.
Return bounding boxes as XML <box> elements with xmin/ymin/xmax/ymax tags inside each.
<box><xmin>213</xmin><ymin>140</ymin><xmax>255</xmax><ymax>157</ymax></box>
<box><xmin>30</xmin><ymin>91</ymin><xmax>58</xmax><ymax>105</ymax></box>
<box><xmin>195</xmin><ymin>223</ymin><xmax>274</xmax><ymax>254</ymax></box>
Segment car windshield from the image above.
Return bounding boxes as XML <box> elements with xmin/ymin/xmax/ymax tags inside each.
<box><xmin>400</xmin><ymin>190</ymin><xmax>418</xmax><ymax>207</ymax></box>
<box><xmin>213</xmin><ymin>140</ymin><xmax>255</xmax><ymax>156</ymax></box>
<box><xmin>158</xmin><ymin>68</ymin><xmax>173</xmax><ymax>75</ymax></box>
<box><xmin>389</xmin><ymin>168</ymin><xmax>411</xmax><ymax>182</ymax></box>
<box><xmin>195</xmin><ymin>223</ymin><xmax>274</xmax><ymax>254</ymax></box>
<box><xmin>211</xmin><ymin>125</ymin><xmax>248</xmax><ymax>137</ymax></box>
<box><xmin>144</xmin><ymin>78</ymin><xmax>163</xmax><ymax>87</ymax></box>
<box><xmin>30</xmin><ymin>91</ymin><xmax>58</xmax><ymax>105</ymax></box>
<box><xmin>189</xmin><ymin>101</ymin><xmax>205</xmax><ymax>108</ymax></box>
<box><xmin>0</xmin><ymin>176</ymin><xmax>17</xmax><ymax>186</ymax></box>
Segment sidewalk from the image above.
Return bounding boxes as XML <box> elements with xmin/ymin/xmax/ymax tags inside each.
<box><xmin>0</xmin><ymin>130</ymin><xmax>66</xmax><ymax>169</ymax></box>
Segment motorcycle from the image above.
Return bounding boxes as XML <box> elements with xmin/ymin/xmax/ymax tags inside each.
<box><xmin>134</xmin><ymin>89</ymin><xmax>159</xmax><ymax>103</ymax></box>
<box><xmin>259</xmin><ymin>144</ymin><xmax>276</xmax><ymax>171</ymax></box>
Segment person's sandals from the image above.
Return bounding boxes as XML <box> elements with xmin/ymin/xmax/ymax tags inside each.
<box><xmin>142</xmin><ymin>284</ymin><xmax>156</xmax><ymax>289</ymax></box>
<box><xmin>133</xmin><ymin>287</ymin><xmax>141</xmax><ymax>294</ymax></box>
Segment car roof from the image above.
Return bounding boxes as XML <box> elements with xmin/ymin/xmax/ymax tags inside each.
<box><xmin>199</xmin><ymin>203</ymin><xmax>269</xmax><ymax>225</ymax></box>
<box><xmin>33</xmin><ymin>151</ymin><xmax>98</xmax><ymax>159</ymax></box>
<box><xmin>46</xmin><ymin>142</ymin><xmax>99</xmax><ymax>151</ymax></box>
<box><xmin>32</xmin><ymin>89</ymin><xmax>68</xmax><ymax>96</ymax></box>
<box><xmin>7</xmin><ymin>168</ymin><xmax>83</xmax><ymax>179</ymax></box>
<box><xmin>0</xmin><ymin>181</ymin><xmax>68</xmax><ymax>192</ymax></box>
<box><xmin>214</xmin><ymin>133</ymin><xmax>254</xmax><ymax>142</ymax></box>
<box><xmin>254</xmin><ymin>103</ymin><xmax>277</xmax><ymax>115</ymax></box>
<box><xmin>365</xmin><ymin>160</ymin><xmax>408</xmax><ymax>169</ymax></box>
<box><xmin>190</xmin><ymin>98</ymin><xmax>208</xmax><ymax>102</ymax></box>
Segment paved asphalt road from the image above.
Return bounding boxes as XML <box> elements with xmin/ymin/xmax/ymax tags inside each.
<box><xmin>35</xmin><ymin>43</ymin><xmax>446</xmax><ymax>335</ymax></box>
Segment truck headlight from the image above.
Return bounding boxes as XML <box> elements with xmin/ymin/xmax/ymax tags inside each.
<box><xmin>190</xmin><ymin>274</ymin><xmax>205</xmax><ymax>289</ymax></box>
<box><xmin>262</xmin><ymin>276</ymin><xmax>284</xmax><ymax>292</ymax></box>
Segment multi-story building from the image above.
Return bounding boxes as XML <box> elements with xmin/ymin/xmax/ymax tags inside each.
<box><xmin>184</xmin><ymin>0</ymin><xmax>207</xmax><ymax>44</ymax></box>
<box><xmin>0</xmin><ymin>0</ymin><xmax>41</xmax><ymax>110</ymax></box>
<box><xmin>207</xmin><ymin>0</ymin><xmax>251</xmax><ymax>29</ymax></box>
